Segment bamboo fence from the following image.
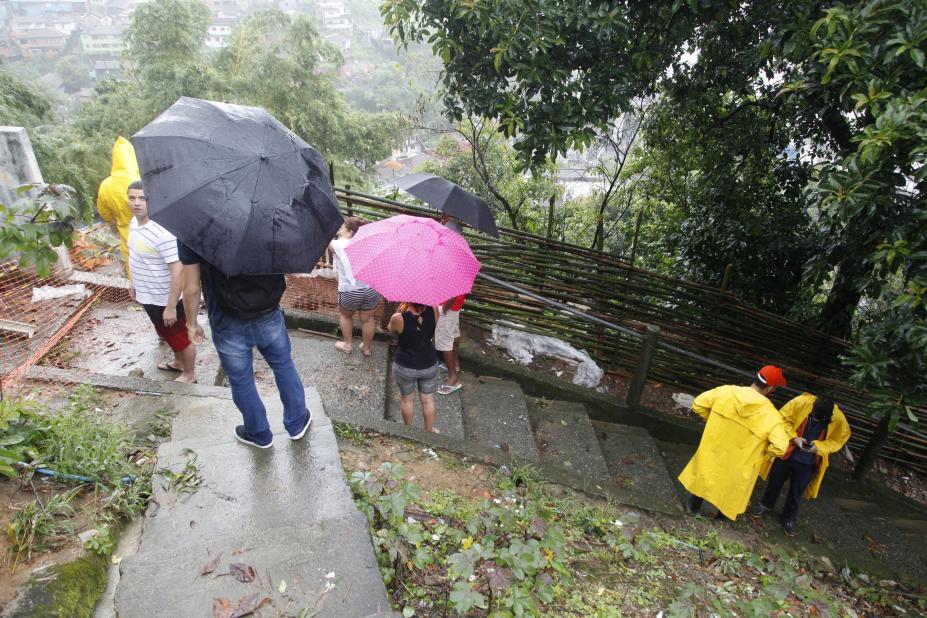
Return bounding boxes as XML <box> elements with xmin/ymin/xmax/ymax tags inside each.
<box><xmin>335</xmin><ymin>187</ymin><xmax>927</xmax><ymax>474</ymax></box>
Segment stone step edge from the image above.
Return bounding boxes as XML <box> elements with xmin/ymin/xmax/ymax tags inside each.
<box><xmin>326</xmin><ymin>408</ymin><xmax>681</xmax><ymax>517</ymax></box>
<box><xmin>528</xmin><ymin>400</ymin><xmax>612</xmax><ymax>479</ymax></box>
<box><xmin>28</xmin><ymin>365</ymin><xmax>232</xmax><ymax>399</ymax></box>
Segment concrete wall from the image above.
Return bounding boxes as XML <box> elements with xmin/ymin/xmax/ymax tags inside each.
<box><xmin>0</xmin><ymin>126</ymin><xmax>44</xmax><ymax>206</ymax></box>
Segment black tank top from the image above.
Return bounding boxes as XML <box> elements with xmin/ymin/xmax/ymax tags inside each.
<box><xmin>395</xmin><ymin>307</ymin><xmax>436</xmax><ymax>369</ymax></box>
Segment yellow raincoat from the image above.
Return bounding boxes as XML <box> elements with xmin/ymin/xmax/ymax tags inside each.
<box><xmin>96</xmin><ymin>137</ymin><xmax>140</xmax><ymax>276</ymax></box>
<box><xmin>678</xmin><ymin>385</ymin><xmax>790</xmax><ymax>520</ymax></box>
<box><xmin>759</xmin><ymin>393</ymin><xmax>851</xmax><ymax>499</ymax></box>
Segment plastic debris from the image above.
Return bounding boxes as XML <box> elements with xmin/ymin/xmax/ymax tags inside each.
<box><xmin>489</xmin><ymin>324</ymin><xmax>604</xmax><ymax>388</ymax></box>
<box><xmin>31</xmin><ymin>284</ymin><xmax>90</xmax><ymax>302</ymax></box>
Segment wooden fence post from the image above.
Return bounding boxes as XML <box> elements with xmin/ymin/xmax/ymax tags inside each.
<box><xmin>720</xmin><ymin>263</ymin><xmax>733</xmax><ymax>292</ymax></box>
<box><xmin>626</xmin><ymin>324</ymin><xmax>660</xmax><ymax>410</ymax></box>
<box><xmin>629</xmin><ymin>209</ymin><xmax>644</xmax><ymax>268</ymax></box>
<box><xmin>345</xmin><ymin>184</ymin><xmax>353</xmax><ymax>216</ymax></box>
<box><xmin>546</xmin><ymin>194</ymin><xmax>556</xmax><ymax>241</ymax></box>
<box><xmin>328</xmin><ymin>161</ymin><xmax>335</xmax><ymax>186</ymax></box>
<box><xmin>852</xmin><ymin>412</ymin><xmax>892</xmax><ymax>481</ymax></box>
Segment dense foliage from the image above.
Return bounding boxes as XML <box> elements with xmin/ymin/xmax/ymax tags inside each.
<box><xmin>385</xmin><ymin>0</ymin><xmax>927</xmax><ymax>441</ymax></box>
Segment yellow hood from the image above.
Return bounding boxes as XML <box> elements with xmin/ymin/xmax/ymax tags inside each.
<box><xmin>110</xmin><ymin>136</ymin><xmax>140</xmax><ymax>177</ymax></box>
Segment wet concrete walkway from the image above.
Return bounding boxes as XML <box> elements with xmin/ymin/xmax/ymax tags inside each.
<box><xmin>113</xmin><ymin>386</ymin><xmax>397</xmax><ymax>617</ymax></box>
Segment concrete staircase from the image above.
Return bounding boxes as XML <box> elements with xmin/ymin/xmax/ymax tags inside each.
<box><xmin>279</xmin><ymin>332</ymin><xmax>681</xmax><ymax>517</ymax></box>
<box><xmin>113</xmin><ymin>387</ymin><xmax>398</xmax><ymax>618</ymax></box>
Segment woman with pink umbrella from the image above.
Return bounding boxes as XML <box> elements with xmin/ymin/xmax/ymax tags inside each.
<box><xmin>345</xmin><ymin>215</ymin><xmax>480</xmax><ymax>432</ymax></box>
<box><xmin>388</xmin><ymin>302</ymin><xmax>439</xmax><ymax>432</ymax></box>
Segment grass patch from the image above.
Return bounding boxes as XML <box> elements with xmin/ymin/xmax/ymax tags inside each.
<box><xmin>2</xmin><ymin>386</ymin><xmax>153</xmax><ymax>575</ymax></box>
<box><xmin>334</xmin><ymin>421</ymin><xmax>369</xmax><ymax>446</ymax></box>
<box><xmin>349</xmin><ymin>457</ymin><xmax>926</xmax><ymax>617</ymax></box>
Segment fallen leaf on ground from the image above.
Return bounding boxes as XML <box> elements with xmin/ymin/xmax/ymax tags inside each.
<box><xmin>202</xmin><ymin>551</ymin><xmax>223</xmax><ymax>575</ymax></box>
<box><xmin>230</xmin><ymin>593</ymin><xmax>269</xmax><ymax>618</ymax></box>
<box><xmin>212</xmin><ymin>597</ymin><xmax>233</xmax><ymax>618</ymax></box>
<box><xmin>229</xmin><ymin>562</ymin><xmax>256</xmax><ymax>582</ymax></box>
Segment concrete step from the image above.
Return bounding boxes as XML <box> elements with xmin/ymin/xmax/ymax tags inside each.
<box><xmin>593</xmin><ymin>421</ymin><xmax>680</xmax><ymax>511</ymax></box>
<box><xmin>528</xmin><ymin>398</ymin><xmax>610</xmax><ymax>483</ymax></box>
<box><xmin>459</xmin><ymin>374</ymin><xmax>538</xmax><ymax>459</ymax></box>
<box><xmin>384</xmin><ymin>368</ymin><xmax>465</xmax><ymax>439</ymax></box>
<box><xmin>136</xmin><ymin>394</ymin><xmax>352</xmax><ymax>556</ymax></box>
<box><xmin>170</xmin><ymin>386</ymin><xmax>324</xmax><ymax>444</ymax></box>
<box><xmin>116</xmin><ymin>515</ymin><xmax>393</xmax><ymax>618</ymax></box>
<box><xmin>278</xmin><ymin>332</ymin><xmax>390</xmax><ymax>426</ymax></box>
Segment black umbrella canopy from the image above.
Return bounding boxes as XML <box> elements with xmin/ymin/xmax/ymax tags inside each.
<box><xmin>395</xmin><ymin>172</ymin><xmax>500</xmax><ymax>238</ymax></box>
<box><xmin>132</xmin><ymin>97</ymin><xmax>343</xmax><ymax>275</ymax></box>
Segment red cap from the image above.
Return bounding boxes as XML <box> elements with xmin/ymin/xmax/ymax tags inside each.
<box><xmin>756</xmin><ymin>365</ymin><xmax>787</xmax><ymax>388</ymax></box>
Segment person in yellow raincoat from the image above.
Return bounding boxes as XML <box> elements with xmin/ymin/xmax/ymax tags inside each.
<box><xmin>97</xmin><ymin>136</ymin><xmax>140</xmax><ymax>276</ymax></box>
<box><xmin>679</xmin><ymin>365</ymin><xmax>790</xmax><ymax>520</ymax></box>
<box><xmin>749</xmin><ymin>392</ymin><xmax>851</xmax><ymax>536</ymax></box>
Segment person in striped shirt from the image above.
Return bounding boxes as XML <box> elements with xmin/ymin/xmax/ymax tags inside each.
<box><xmin>127</xmin><ymin>180</ymin><xmax>197</xmax><ymax>383</ymax></box>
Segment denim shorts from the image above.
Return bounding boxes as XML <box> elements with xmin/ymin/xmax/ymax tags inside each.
<box><xmin>393</xmin><ymin>361</ymin><xmax>439</xmax><ymax>396</ymax></box>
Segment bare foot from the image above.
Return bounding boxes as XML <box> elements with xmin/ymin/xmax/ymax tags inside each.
<box><xmin>359</xmin><ymin>343</ymin><xmax>372</xmax><ymax>358</ymax></box>
<box><xmin>174</xmin><ymin>374</ymin><xmax>197</xmax><ymax>384</ymax></box>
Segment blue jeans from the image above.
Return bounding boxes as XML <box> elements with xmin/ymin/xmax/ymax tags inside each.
<box><xmin>760</xmin><ymin>457</ymin><xmax>816</xmax><ymax>523</ymax></box>
<box><xmin>211</xmin><ymin>309</ymin><xmax>307</xmax><ymax>444</ymax></box>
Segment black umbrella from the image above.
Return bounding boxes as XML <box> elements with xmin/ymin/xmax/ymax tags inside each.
<box><xmin>132</xmin><ymin>97</ymin><xmax>343</xmax><ymax>275</ymax></box>
<box><xmin>395</xmin><ymin>172</ymin><xmax>499</xmax><ymax>238</ymax></box>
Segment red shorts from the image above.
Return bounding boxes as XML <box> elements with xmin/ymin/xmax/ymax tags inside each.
<box><xmin>142</xmin><ymin>302</ymin><xmax>192</xmax><ymax>352</ymax></box>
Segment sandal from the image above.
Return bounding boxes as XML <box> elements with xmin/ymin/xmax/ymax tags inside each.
<box><xmin>158</xmin><ymin>361</ymin><xmax>182</xmax><ymax>372</ymax></box>
<box><xmin>437</xmin><ymin>383</ymin><xmax>462</xmax><ymax>395</ymax></box>
<box><xmin>335</xmin><ymin>341</ymin><xmax>352</xmax><ymax>355</ymax></box>
<box><xmin>359</xmin><ymin>343</ymin><xmax>372</xmax><ymax>358</ymax></box>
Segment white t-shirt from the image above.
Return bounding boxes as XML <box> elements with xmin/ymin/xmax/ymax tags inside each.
<box><xmin>331</xmin><ymin>237</ymin><xmax>367</xmax><ymax>292</ymax></box>
<box><xmin>128</xmin><ymin>218</ymin><xmax>179</xmax><ymax>306</ymax></box>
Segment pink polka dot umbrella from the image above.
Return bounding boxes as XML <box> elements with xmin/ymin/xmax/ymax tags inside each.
<box><xmin>344</xmin><ymin>214</ymin><xmax>481</xmax><ymax>305</ymax></box>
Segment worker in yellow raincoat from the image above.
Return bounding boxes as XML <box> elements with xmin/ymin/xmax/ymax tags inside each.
<box><xmin>749</xmin><ymin>392</ymin><xmax>851</xmax><ymax>536</ymax></box>
<box><xmin>97</xmin><ymin>136</ymin><xmax>140</xmax><ymax>276</ymax></box>
<box><xmin>679</xmin><ymin>365</ymin><xmax>790</xmax><ymax>520</ymax></box>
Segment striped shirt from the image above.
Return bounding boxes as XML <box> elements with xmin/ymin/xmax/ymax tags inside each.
<box><xmin>128</xmin><ymin>218</ymin><xmax>179</xmax><ymax>306</ymax></box>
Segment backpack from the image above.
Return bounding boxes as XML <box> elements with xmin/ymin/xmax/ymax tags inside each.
<box><xmin>211</xmin><ymin>271</ymin><xmax>286</xmax><ymax>321</ymax></box>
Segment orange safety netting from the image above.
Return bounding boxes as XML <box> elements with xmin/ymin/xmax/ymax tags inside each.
<box><xmin>0</xmin><ymin>227</ymin><xmax>388</xmax><ymax>398</ymax></box>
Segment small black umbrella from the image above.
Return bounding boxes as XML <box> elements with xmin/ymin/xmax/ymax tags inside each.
<box><xmin>132</xmin><ymin>97</ymin><xmax>343</xmax><ymax>275</ymax></box>
<box><xmin>395</xmin><ymin>172</ymin><xmax>499</xmax><ymax>238</ymax></box>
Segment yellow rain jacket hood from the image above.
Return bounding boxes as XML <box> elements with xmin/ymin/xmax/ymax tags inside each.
<box><xmin>678</xmin><ymin>384</ymin><xmax>789</xmax><ymax>520</ymax></box>
<box><xmin>96</xmin><ymin>137</ymin><xmax>140</xmax><ymax>275</ymax></box>
<box><xmin>759</xmin><ymin>393</ymin><xmax>851</xmax><ymax>499</ymax></box>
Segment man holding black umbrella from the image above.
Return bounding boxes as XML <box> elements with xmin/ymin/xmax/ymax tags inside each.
<box><xmin>180</xmin><ymin>247</ymin><xmax>310</xmax><ymax>448</ymax></box>
<box><xmin>133</xmin><ymin>97</ymin><xmax>344</xmax><ymax>448</ymax></box>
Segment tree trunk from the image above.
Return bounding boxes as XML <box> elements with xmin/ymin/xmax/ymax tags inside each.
<box><xmin>852</xmin><ymin>412</ymin><xmax>892</xmax><ymax>481</ymax></box>
<box><xmin>819</xmin><ymin>262</ymin><xmax>863</xmax><ymax>340</ymax></box>
<box><xmin>594</xmin><ymin>215</ymin><xmax>604</xmax><ymax>252</ymax></box>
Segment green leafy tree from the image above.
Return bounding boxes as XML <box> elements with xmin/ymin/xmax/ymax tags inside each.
<box><xmin>211</xmin><ymin>10</ymin><xmax>403</xmax><ymax>180</ymax></box>
<box><xmin>124</xmin><ymin>0</ymin><xmax>215</xmax><ymax>113</ymax></box>
<box><xmin>633</xmin><ymin>92</ymin><xmax>819</xmax><ymax>315</ymax></box>
<box><xmin>54</xmin><ymin>55</ymin><xmax>91</xmax><ymax>93</ymax></box>
<box><xmin>0</xmin><ymin>68</ymin><xmax>52</xmax><ymax>127</ymax></box>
